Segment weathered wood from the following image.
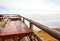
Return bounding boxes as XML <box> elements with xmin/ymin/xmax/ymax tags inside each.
<box><xmin>23</xmin><ymin>18</ymin><xmax>25</xmax><ymax>23</ymax></box>
<box><xmin>30</xmin><ymin>23</ymin><xmax>33</xmax><ymax>29</ymax></box>
<box><xmin>0</xmin><ymin>14</ymin><xmax>60</xmax><ymax>40</ymax></box>
<box><xmin>19</xmin><ymin>15</ymin><xmax>60</xmax><ymax>40</ymax></box>
<box><xmin>33</xmin><ymin>33</ymin><xmax>43</xmax><ymax>41</ymax></box>
<box><xmin>0</xmin><ymin>20</ymin><xmax>33</xmax><ymax>39</ymax></box>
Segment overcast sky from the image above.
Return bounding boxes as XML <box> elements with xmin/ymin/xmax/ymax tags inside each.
<box><xmin>0</xmin><ymin>0</ymin><xmax>60</xmax><ymax>28</ymax></box>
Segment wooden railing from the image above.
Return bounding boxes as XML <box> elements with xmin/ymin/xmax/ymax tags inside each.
<box><xmin>18</xmin><ymin>15</ymin><xmax>60</xmax><ymax>40</ymax></box>
<box><xmin>5</xmin><ymin>14</ymin><xmax>60</xmax><ymax>40</ymax></box>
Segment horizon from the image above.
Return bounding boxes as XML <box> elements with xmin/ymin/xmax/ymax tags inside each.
<box><xmin>0</xmin><ymin>0</ymin><xmax>60</xmax><ymax>29</ymax></box>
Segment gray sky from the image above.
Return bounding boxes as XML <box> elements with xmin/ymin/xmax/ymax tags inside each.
<box><xmin>0</xmin><ymin>0</ymin><xmax>60</xmax><ymax>29</ymax></box>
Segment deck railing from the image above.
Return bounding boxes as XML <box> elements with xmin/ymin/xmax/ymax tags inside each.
<box><xmin>18</xmin><ymin>15</ymin><xmax>60</xmax><ymax>40</ymax></box>
<box><xmin>4</xmin><ymin>14</ymin><xmax>60</xmax><ymax>40</ymax></box>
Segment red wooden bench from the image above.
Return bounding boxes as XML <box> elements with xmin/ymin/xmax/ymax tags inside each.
<box><xmin>0</xmin><ymin>18</ymin><xmax>33</xmax><ymax>41</ymax></box>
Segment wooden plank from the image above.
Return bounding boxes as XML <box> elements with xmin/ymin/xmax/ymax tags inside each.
<box><xmin>0</xmin><ymin>20</ymin><xmax>33</xmax><ymax>39</ymax></box>
<box><xmin>33</xmin><ymin>30</ymin><xmax>58</xmax><ymax>41</ymax></box>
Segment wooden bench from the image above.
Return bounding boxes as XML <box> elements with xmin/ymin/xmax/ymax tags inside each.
<box><xmin>0</xmin><ymin>18</ymin><xmax>33</xmax><ymax>41</ymax></box>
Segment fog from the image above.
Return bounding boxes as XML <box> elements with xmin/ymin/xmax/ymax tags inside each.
<box><xmin>0</xmin><ymin>0</ymin><xmax>60</xmax><ymax>30</ymax></box>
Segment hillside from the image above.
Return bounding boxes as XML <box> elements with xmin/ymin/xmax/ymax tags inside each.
<box><xmin>34</xmin><ymin>28</ymin><xmax>60</xmax><ymax>41</ymax></box>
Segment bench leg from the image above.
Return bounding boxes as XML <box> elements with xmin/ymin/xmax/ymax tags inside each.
<box><xmin>13</xmin><ymin>37</ymin><xmax>21</xmax><ymax>41</ymax></box>
<box><xmin>29</xmin><ymin>34</ymin><xmax>34</xmax><ymax>41</ymax></box>
<box><xmin>17</xmin><ymin>37</ymin><xmax>21</xmax><ymax>41</ymax></box>
<box><xmin>2</xmin><ymin>39</ymin><xmax>5</xmax><ymax>41</ymax></box>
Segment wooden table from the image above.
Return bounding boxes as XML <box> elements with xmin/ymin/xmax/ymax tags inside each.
<box><xmin>0</xmin><ymin>20</ymin><xmax>33</xmax><ymax>41</ymax></box>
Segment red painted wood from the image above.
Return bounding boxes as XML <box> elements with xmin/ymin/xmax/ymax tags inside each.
<box><xmin>0</xmin><ymin>20</ymin><xmax>33</xmax><ymax>39</ymax></box>
<box><xmin>0</xmin><ymin>28</ymin><xmax>3</xmax><ymax>34</ymax></box>
<box><xmin>9</xmin><ymin>16</ymin><xmax>20</xmax><ymax>20</ymax></box>
<box><xmin>0</xmin><ymin>14</ymin><xmax>3</xmax><ymax>17</ymax></box>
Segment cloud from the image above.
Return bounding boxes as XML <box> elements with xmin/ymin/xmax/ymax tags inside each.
<box><xmin>0</xmin><ymin>0</ymin><xmax>60</xmax><ymax>10</ymax></box>
<box><xmin>0</xmin><ymin>0</ymin><xmax>60</xmax><ymax>17</ymax></box>
<box><xmin>0</xmin><ymin>0</ymin><xmax>60</xmax><ymax>28</ymax></box>
<box><xmin>47</xmin><ymin>0</ymin><xmax>60</xmax><ymax>5</ymax></box>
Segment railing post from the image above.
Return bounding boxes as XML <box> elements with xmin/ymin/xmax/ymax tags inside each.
<box><xmin>17</xmin><ymin>15</ymin><xmax>22</xmax><ymax>21</ymax></box>
<box><xmin>23</xmin><ymin>18</ymin><xmax>25</xmax><ymax>23</ymax></box>
<box><xmin>19</xmin><ymin>15</ymin><xmax>60</xmax><ymax>40</ymax></box>
<box><xmin>30</xmin><ymin>23</ymin><xmax>33</xmax><ymax>29</ymax></box>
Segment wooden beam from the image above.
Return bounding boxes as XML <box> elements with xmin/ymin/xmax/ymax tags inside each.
<box><xmin>19</xmin><ymin>15</ymin><xmax>60</xmax><ymax>40</ymax></box>
<box><xmin>30</xmin><ymin>23</ymin><xmax>33</xmax><ymax>29</ymax></box>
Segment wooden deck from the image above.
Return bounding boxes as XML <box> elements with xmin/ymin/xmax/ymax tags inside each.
<box><xmin>0</xmin><ymin>15</ymin><xmax>33</xmax><ymax>41</ymax></box>
<box><xmin>0</xmin><ymin>20</ymin><xmax>33</xmax><ymax>38</ymax></box>
<box><xmin>0</xmin><ymin>14</ymin><xmax>60</xmax><ymax>41</ymax></box>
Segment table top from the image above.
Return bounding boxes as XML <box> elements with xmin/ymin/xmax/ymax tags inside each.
<box><xmin>0</xmin><ymin>20</ymin><xmax>33</xmax><ymax>38</ymax></box>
